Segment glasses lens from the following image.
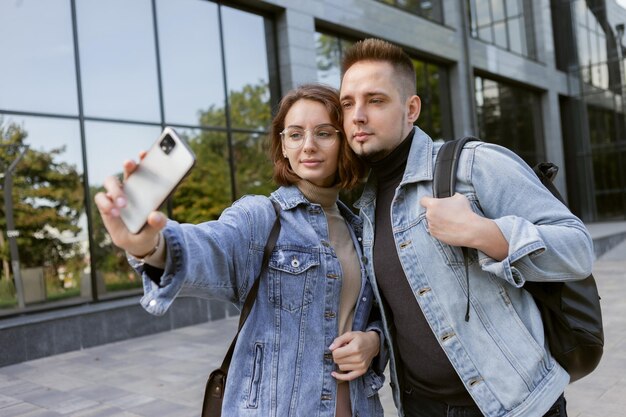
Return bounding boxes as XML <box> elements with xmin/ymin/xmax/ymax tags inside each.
<box><xmin>313</xmin><ymin>127</ymin><xmax>338</xmax><ymax>147</ymax></box>
<box><xmin>281</xmin><ymin>126</ymin><xmax>338</xmax><ymax>149</ymax></box>
<box><xmin>283</xmin><ymin>128</ymin><xmax>304</xmax><ymax>149</ymax></box>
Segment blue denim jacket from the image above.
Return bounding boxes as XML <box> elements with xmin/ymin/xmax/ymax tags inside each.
<box><xmin>355</xmin><ymin>128</ymin><xmax>594</xmax><ymax>417</ymax></box>
<box><xmin>134</xmin><ymin>185</ymin><xmax>385</xmax><ymax>417</ymax></box>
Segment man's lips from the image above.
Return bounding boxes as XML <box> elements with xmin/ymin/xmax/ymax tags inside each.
<box><xmin>352</xmin><ymin>132</ymin><xmax>371</xmax><ymax>143</ymax></box>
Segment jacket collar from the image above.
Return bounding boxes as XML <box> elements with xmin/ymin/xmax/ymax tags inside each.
<box><xmin>271</xmin><ymin>185</ymin><xmax>362</xmax><ymax>230</ymax></box>
<box><xmin>354</xmin><ymin>126</ymin><xmax>435</xmax><ymax>208</ymax></box>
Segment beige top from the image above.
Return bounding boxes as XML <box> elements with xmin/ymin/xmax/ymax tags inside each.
<box><xmin>297</xmin><ymin>180</ymin><xmax>361</xmax><ymax>336</ymax></box>
<box><xmin>297</xmin><ymin>181</ymin><xmax>360</xmax><ymax>417</ymax></box>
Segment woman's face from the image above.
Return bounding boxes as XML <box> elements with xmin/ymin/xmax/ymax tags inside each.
<box><xmin>281</xmin><ymin>99</ymin><xmax>341</xmax><ymax>187</ymax></box>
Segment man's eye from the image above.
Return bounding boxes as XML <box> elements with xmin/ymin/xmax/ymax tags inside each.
<box><xmin>341</xmin><ymin>102</ymin><xmax>353</xmax><ymax>109</ymax></box>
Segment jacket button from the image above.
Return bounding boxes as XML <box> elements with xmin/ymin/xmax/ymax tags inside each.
<box><xmin>326</xmin><ymin>273</ymin><xmax>338</xmax><ymax>279</ymax></box>
<box><xmin>149</xmin><ymin>299</ymin><xmax>156</xmax><ymax>307</ymax></box>
<box><xmin>321</xmin><ymin>240</ymin><xmax>330</xmax><ymax>247</ymax></box>
<box><xmin>291</xmin><ymin>258</ymin><xmax>300</xmax><ymax>268</ymax></box>
<box><xmin>325</xmin><ymin>311</ymin><xmax>336</xmax><ymax>318</ymax></box>
<box><xmin>361</xmin><ymin>256</ymin><xmax>368</xmax><ymax>264</ymax></box>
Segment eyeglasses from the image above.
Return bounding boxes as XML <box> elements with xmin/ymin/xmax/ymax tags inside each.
<box><xmin>280</xmin><ymin>125</ymin><xmax>340</xmax><ymax>149</ymax></box>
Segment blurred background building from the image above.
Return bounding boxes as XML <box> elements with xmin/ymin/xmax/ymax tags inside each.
<box><xmin>1</xmin><ymin>0</ymin><xmax>625</xmax><ymax>365</ymax></box>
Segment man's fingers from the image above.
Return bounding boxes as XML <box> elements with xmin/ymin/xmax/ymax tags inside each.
<box><xmin>332</xmin><ymin>369</ymin><xmax>365</xmax><ymax>381</ymax></box>
<box><xmin>329</xmin><ymin>332</ymin><xmax>354</xmax><ymax>351</ymax></box>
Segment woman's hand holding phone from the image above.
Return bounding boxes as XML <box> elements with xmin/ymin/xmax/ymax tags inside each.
<box><xmin>94</xmin><ymin>153</ymin><xmax>168</xmax><ymax>260</ymax></box>
<box><xmin>94</xmin><ymin>127</ymin><xmax>195</xmax><ymax>263</ymax></box>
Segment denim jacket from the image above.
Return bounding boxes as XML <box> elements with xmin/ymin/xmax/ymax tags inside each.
<box><xmin>355</xmin><ymin>128</ymin><xmax>594</xmax><ymax>417</ymax></box>
<box><xmin>134</xmin><ymin>185</ymin><xmax>385</xmax><ymax>417</ymax></box>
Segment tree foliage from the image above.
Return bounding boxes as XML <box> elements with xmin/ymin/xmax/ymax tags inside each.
<box><xmin>171</xmin><ymin>81</ymin><xmax>274</xmax><ymax>223</ymax></box>
<box><xmin>0</xmin><ymin>120</ymin><xmax>84</xmax><ymax>282</ymax></box>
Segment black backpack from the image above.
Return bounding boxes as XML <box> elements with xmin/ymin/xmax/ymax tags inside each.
<box><xmin>433</xmin><ymin>136</ymin><xmax>604</xmax><ymax>383</ymax></box>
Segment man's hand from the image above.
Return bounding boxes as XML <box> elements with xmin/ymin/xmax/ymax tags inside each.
<box><xmin>420</xmin><ymin>193</ymin><xmax>508</xmax><ymax>261</ymax></box>
<box><xmin>329</xmin><ymin>331</ymin><xmax>380</xmax><ymax>381</ymax></box>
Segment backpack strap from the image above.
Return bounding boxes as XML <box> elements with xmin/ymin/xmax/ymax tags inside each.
<box><xmin>433</xmin><ymin>136</ymin><xmax>482</xmax><ymax>321</ymax></box>
<box><xmin>433</xmin><ymin>136</ymin><xmax>481</xmax><ymax>199</ymax></box>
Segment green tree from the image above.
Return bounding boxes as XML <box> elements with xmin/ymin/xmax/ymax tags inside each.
<box><xmin>0</xmin><ymin>120</ymin><xmax>85</xmax><ymax>287</ymax></box>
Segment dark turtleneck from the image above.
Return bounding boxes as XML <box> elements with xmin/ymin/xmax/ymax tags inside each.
<box><xmin>371</xmin><ymin>128</ymin><xmax>475</xmax><ymax>406</ymax></box>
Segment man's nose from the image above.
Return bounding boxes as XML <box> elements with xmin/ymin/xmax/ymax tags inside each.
<box><xmin>352</xmin><ymin>104</ymin><xmax>366</xmax><ymax>124</ymax></box>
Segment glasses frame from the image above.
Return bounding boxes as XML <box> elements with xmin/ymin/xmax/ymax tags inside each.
<box><xmin>280</xmin><ymin>125</ymin><xmax>341</xmax><ymax>149</ymax></box>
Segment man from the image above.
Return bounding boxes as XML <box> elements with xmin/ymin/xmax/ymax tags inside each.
<box><xmin>339</xmin><ymin>38</ymin><xmax>594</xmax><ymax>417</ymax></box>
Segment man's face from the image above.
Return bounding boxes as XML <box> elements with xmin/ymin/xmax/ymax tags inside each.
<box><xmin>340</xmin><ymin>60</ymin><xmax>420</xmax><ymax>163</ymax></box>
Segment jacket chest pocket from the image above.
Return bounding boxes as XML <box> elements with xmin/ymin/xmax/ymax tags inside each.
<box><xmin>268</xmin><ymin>248</ymin><xmax>319</xmax><ymax>312</ymax></box>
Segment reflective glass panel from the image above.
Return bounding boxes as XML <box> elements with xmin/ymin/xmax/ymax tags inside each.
<box><xmin>493</xmin><ymin>22</ymin><xmax>508</xmax><ymax>48</ymax></box>
<box><xmin>170</xmin><ymin>128</ymin><xmax>232</xmax><ymax>223</ymax></box>
<box><xmin>0</xmin><ymin>115</ymin><xmax>86</xmax><ymax>312</ymax></box>
<box><xmin>77</xmin><ymin>0</ymin><xmax>160</xmax><ymax>122</ymax></box>
<box><xmin>221</xmin><ymin>6</ymin><xmax>271</xmax><ymax>131</ymax></box>
<box><xmin>491</xmin><ymin>0</ymin><xmax>505</xmax><ymax>21</ymax></box>
<box><xmin>316</xmin><ymin>33</ymin><xmax>343</xmax><ymax>88</ymax></box>
<box><xmin>505</xmin><ymin>0</ymin><xmax>520</xmax><ymax>16</ymax></box>
<box><xmin>157</xmin><ymin>0</ymin><xmax>226</xmax><ymax>127</ymax></box>
<box><xmin>475</xmin><ymin>0</ymin><xmax>492</xmax><ymax>26</ymax></box>
<box><xmin>233</xmin><ymin>132</ymin><xmax>274</xmax><ymax>199</ymax></box>
<box><xmin>0</xmin><ymin>0</ymin><xmax>78</xmax><ymax>115</ymax></box>
<box><xmin>474</xmin><ymin>76</ymin><xmax>544</xmax><ymax>166</ymax></box>
<box><xmin>85</xmin><ymin>121</ymin><xmax>161</xmax><ymax>296</ymax></box>
<box><xmin>508</xmin><ymin>17</ymin><xmax>523</xmax><ymax>54</ymax></box>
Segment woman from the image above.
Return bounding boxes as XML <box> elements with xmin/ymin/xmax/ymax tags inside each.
<box><xmin>94</xmin><ymin>84</ymin><xmax>386</xmax><ymax>417</ymax></box>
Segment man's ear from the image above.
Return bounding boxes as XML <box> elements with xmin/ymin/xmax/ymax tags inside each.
<box><xmin>407</xmin><ymin>95</ymin><xmax>421</xmax><ymax>124</ymax></box>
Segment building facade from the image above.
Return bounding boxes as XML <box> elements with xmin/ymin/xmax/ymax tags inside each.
<box><xmin>0</xmin><ymin>0</ymin><xmax>625</xmax><ymax>336</ymax></box>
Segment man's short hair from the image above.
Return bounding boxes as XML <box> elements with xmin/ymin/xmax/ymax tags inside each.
<box><xmin>341</xmin><ymin>38</ymin><xmax>416</xmax><ymax>98</ymax></box>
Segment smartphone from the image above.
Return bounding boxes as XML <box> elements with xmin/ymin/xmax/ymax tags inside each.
<box><xmin>120</xmin><ymin>127</ymin><xmax>196</xmax><ymax>234</ymax></box>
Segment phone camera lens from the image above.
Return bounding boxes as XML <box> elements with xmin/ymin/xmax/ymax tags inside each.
<box><xmin>160</xmin><ymin>135</ymin><xmax>176</xmax><ymax>155</ymax></box>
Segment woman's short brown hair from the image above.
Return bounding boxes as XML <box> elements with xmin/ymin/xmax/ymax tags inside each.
<box><xmin>269</xmin><ymin>83</ymin><xmax>366</xmax><ymax>190</ymax></box>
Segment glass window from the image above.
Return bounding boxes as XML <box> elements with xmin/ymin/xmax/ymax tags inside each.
<box><xmin>475</xmin><ymin>0</ymin><xmax>492</xmax><ymax>27</ymax></box>
<box><xmin>469</xmin><ymin>0</ymin><xmax>535</xmax><ymax>58</ymax></box>
<box><xmin>0</xmin><ymin>0</ymin><xmax>78</xmax><ymax>115</ymax></box>
<box><xmin>85</xmin><ymin>121</ymin><xmax>161</xmax><ymax>297</ymax></box>
<box><xmin>221</xmin><ymin>7</ymin><xmax>272</xmax><ymax>131</ymax></box>
<box><xmin>0</xmin><ymin>115</ymin><xmax>86</xmax><ymax>312</ymax></box>
<box><xmin>315</xmin><ymin>34</ymin><xmax>355</xmax><ymax>88</ymax></box>
<box><xmin>375</xmin><ymin>0</ymin><xmax>443</xmax><ymax>24</ymax></box>
<box><xmin>508</xmin><ymin>17</ymin><xmax>524</xmax><ymax>55</ymax></box>
<box><xmin>233</xmin><ymin>132</ymin><xmax>274</xmax><ymax>198</ymax></box>
<box><xmin>493</xmin><ymin>22</ymin><xmax>508</xmax><ymax>48</ymax></box>
<box><xmin>474</xmin><ymin>76</ymin><xmax>545</xmax><ymax>166</ymax></box>
<box><xmin>157</xmin><ymin>0</ymin><xmax>226</xmax><ymax>128</ymax></box>
<box><xmin>77</xmin><ymin>0</ymin><xmax>160</xmax><ymax>122</ymax></box>
<box><xmin>491</xmin><ymin>0</ymin><xmax>505</xmax><ymax>21</ymax></box>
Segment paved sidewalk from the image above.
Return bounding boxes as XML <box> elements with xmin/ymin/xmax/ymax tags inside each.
<box><xmin>0</xmin><ymin>239</ymin><xmax>624</xmax><ymax>416</ymax></box>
